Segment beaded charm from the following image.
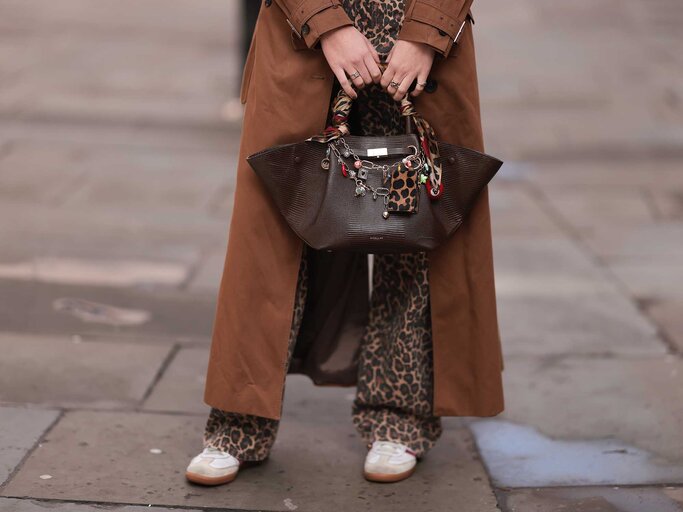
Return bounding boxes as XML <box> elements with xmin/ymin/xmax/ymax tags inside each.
<box><xmin>354</xmin><ymin>160</ymin><xmax>362</xmax><ymax>169</ymax></box>
<box><xmin>341</xmin><ymin>162</ymin><xmax>348</xmax><ymax>177</ymax></box>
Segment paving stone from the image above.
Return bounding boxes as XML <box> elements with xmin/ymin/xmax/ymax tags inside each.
<box><xmin>0</xmin><ymin>333</ymin><xmax>171</xmax><ymax>408</ymax></box>
<box><xmin>494</xmin><ymin>236</ymin><xmax>620</xmax><ymax>297</ymax></box>
<box><xmin>0</xmin><ymin>407</ymin><xmax>60</xmax><ymax>486</ymax></box>
<box><xmin>494</xmin><ymin>237</ymin><xmax>664</xmax><ymax>355</ymax></box>
<box><xmin>143</xmin><ymin>348</ymin><xmax>210</xmax><ymax>414</ymax></box>
<box><xmin>2</xmin><ymin>409</ymin><xmax>499</xmax><ymax>511</ymax></box>
<box><xmin>645</xmin><ymin>301</ymin><xmax>683</xmax><ymax>352</ymax></box>
<box><xmin>471</xmin><ymin>356</ymin><xmax>683</xmax><ymax>487</ymax></box>
<box><xmin>649</xmin><ymin>190</ymin><xmax>683</xmax><ymax>220</ymax></box>
<box><xmin>0</xmin><ymin>498</ymin><xmax>205</xmax><ymax>512</ymax></box>
<box><xmin>489</xmin><ymin>183</ymin><xmax>561</xmax><ymax>236</ymax></box>
<box><xmin>473</xmin><ymin>419</ymin><xmax>683</xmax><ymax>487</ymax></box>
<box><xmin>542</xmin><ymin>188</ymin><xmax>656</xmax><ymax>230</ymax></box>
<box><xmin>609</xmin><ymin>263</ymin><xmax>683</xmax><ymax>300</ymax></box>
<box><xmin>497</xmin><ymin>294</ymin><xmax>665</xmax><ymax>357</ymax></box>
<box><xmin>0</xmin><ymin>280</ymin><xmax>215</xmax><ymax>341</ymax></box>
<box><xmin>0</xmin><ymin>0</ymin><xmax>241</xmax><ymax>126</ymax></box>
<box><xmin>186</xmin><ymin>246</ymin><xmax>227</xmax><ymax>293</ymax></box>
<box><xmin>582</xmin><ymin>223</ymin><xmax>683</xmax><ymax>263</ymax></box>
<box><xmin>522</xmin><ymin>161</ymin><xmax>683</xmax><ymax>190</ymax></box>
<box><xmin>0</xmin><ymin>257</ymin><xmax>188</xmax><ymax>288</ymax></box>
<box><xmin>497</xmin><ymin>486</ymin><xmax>683</xmax><ymax>512</ymax></box>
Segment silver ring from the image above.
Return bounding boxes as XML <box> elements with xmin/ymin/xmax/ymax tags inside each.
<box><xmin>349</xmin><ymin>71</ymin><xmax>361</xmax><ymax>80</ymax></box>
<box><xmin>389</xmin><ymin>80</ymin><xmax>401</xmax><ymax>89</ymax></box>
<box><xmin>417</xmin><ymin>81</ymin><xmax>428</xmax><ymax>87</ymax></box>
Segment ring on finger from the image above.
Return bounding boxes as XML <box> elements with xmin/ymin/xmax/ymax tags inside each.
<box><xmin>349</xmin><ymin>70</ymin><xmax>361</xmax><ymax>80</ymax></box>
<box><xmin>389</xmin><ymin>80</ymin><xmax>401</xmax><ymax>89</ymax></box>
<box><xmin>417</xmin><ymin>81</ymin><xmax>428</xmax><ymax>87</ymax></box>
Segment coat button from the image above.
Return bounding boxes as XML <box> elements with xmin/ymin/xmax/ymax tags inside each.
<box><xmin>301</xmin><ymin>23</ymin><xmax>310</xmax><ymax>36</ymax></box>
<box><xmin>448</xmin><ymin>156</ymin><xmax>456</xmax><ymax>164</ymax></box>
<box><xmin>264</xmin><ymin>0</ymin><xmax>272</xmax><ymax>6</ymax></box>
<box><xmin>294</xmin><ymin>156</ymin><xmax>302</xmax><ymax>164</ymax></box>
<box><xmin>424</xmin><ymin>78</ymin><xmax>438</xmax><ymax>93</ymax></box>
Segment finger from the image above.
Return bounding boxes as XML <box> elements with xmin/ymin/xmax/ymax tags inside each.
<box><xmin>346</xmin><ymin>63</ymin><xmax>366</xmax><ymax>89</ymax></box>
<box><xmin>380</xmin><ymin>64</ymin><xmax>396</xmax><ymax>89</ymax></box>
<box><xmin>410</xmin><ymin>71</ymin><xmax>429</xmax><ymax>97</ymax></box>
<box><xmin>392</xmin><ymin>72</ymin><xmax>411</xmax><ymax>101</ymax></box>
<box><xmin>356</xmin><ymin>60</ymin><xmax>373</xmax><ymax>85</ymax></box>
<box><xmin>333</xmin><ymin>66</ymin><xmax>357</xmax><ymax>99</ymax></box>
<box><xmin>364</xmin><ymin>54</ymin><xmax>382</xmax><ymax>83</ymax></box>
<box><xmin>386</xmin><ymin>46</ymin><xmax>395</xmax><ymax>64</ymax></box>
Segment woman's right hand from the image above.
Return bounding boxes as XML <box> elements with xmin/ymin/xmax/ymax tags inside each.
<box><xmin>320</xmin><ymin>26</ymin><xmax>381</xmax><ymax>99</ymax></box>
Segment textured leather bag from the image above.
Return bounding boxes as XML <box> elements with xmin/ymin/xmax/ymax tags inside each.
<box><xmin>247</xmin><ymin>89</ymin><xmax>503</xmax><ymax>253</ymax></box>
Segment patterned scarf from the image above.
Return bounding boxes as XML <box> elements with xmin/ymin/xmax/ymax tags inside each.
<box><xmin>308</xmin><ymin>87</ymin><xmax>444</xmax><ymax>199</ymax></box>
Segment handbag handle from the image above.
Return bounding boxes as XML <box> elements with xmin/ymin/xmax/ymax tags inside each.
<box><xmin>307</xmin><ymin>87</ymin><xmax>444</xmax><ymax>199</ymax></box>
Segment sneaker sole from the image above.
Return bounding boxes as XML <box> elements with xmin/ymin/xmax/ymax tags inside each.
<box><xmin>185</xmin><ymin>470</ymin><xmax>238</xmax><ymax>486</ymax></box>
<box><xmin>364</xmin><ymin>466</ymin><xmax>416</xmax><ymax>483</ymax></box>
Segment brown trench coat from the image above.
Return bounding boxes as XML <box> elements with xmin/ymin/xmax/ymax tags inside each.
<box><xmin>204</xmin><ymin>0</ymin><xmax>504</xmax><ymax>420</ymax></box>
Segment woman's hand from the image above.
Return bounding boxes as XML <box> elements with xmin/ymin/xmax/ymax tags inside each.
<box><xmin>320</xmin><ymin>26</ymin><xmax>382</xmax><ymax>99</ymax></box>
<box><xmin>381</xmin><ymin>40</ymin><xmax>435</xmax><ymax>101</ymax></box>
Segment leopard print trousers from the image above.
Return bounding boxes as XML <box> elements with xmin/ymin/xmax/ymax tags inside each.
<box><xmin>203</xmin><ymin>0</ymin><xmax>442</xmax><ymax>462</ymax></box>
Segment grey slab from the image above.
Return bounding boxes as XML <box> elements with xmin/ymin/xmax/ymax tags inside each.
<box><xmin>187</xmin><ymin>247</ymin><xmax>227</xmax><ymax>293</ymax></box>
<box><xmin>0</xmin><ymin>280</ymin><xmax>215</xmax><ymax>341</ymax></box>
<box><xmin>0</xmin><ymin>407</ymin><xmax>60</xmax><ymax>486</ymax></box>
<box><xmin>2</xmin><ymin>410</ymin><xmax>499</xmax><ymax>511</ymax></box>
<box><xmin>0</xmin><ymin>0</ymin><xmax>241</xmax><ymax>126</ymax></box>
<box><xmin>489</xmin><ymin>183</ymin><xmax>562</xmax><ymax>236</ymax></box>
<box><xmin>497</xmin><ymin>486</ymin><xmax>683</xmax><ymax>512</ymax></box>
<box><xmin>646</xmin><ymin>301</ymin><xmax>683</xmax><ymax>352</ymax></box>
<box><xmin>475</xmin><ymin>356</ymin><xmax>683</xmax><ymax>486</ymax></box>
<box><xmin>650</xmin><ymin>190</ymin><xmax>683</xmax><ymax>220</ymax></box>
<box><xmin>0</xmin><ymin>333</ymin><xmax>171</xmax><ymax>408</ymax></box>
<box><xmin>493</xmin><ymin>236</ymin><xmax>622</xmax><ymax>297</ymax></box>
<box><xmin>472</xmin><ymin>419</ymin><xmax>683</xmax><ymax>487</ymax></box>
<box><xmin>541</xmin><ymin>188</ymin><xmax>657</xmax><ymax>229</ymax></box>
<box><xmin>0</xmin><ymin>498</ymin><xmax>205</xmax><ymax>512</ymax></box>
<box><xmin>609</xmin><ymin>263</ymin><xmax>683</xmax><ymax>300</ymax></box>
<box><xmin>143</xmin><ymin>347</ymin><xmax>210</xmax><ymax>414</ymax></box>
<box><xmin>522</xmin><ymin>161</ymin><xmax>683</xmax><ymax>190</ymax></box>
<box><xmin>581</xmin><ymin>223</ymin><xmax>683</xmax><ymax>263</ymax></box>
<box><xmin>498</xmin><ymin>294</ymin><xmax>664</xmax><ymax>357</ymax></box>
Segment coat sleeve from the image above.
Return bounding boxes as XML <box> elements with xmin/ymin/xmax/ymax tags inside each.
<box><xmin>274</xmin><ymin>0</ymin><xmax>353</xmax><ymax>49</ymax></box>
<box><xmin>397</xmin><ymin>0</ymin><xmax>474</xmax><ymax>57</ymax></box>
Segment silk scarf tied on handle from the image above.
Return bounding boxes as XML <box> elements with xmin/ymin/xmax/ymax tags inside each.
<box><xmin>308</xmin><ymin>87</ymin><xmax>445</xmax><ymax>199</ymax></box>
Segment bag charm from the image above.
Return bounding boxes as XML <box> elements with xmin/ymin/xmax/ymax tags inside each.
<box><xmin>306</xmin><ymin>89</ymin><xmax>443</xmax><ymax>205</ymax></box>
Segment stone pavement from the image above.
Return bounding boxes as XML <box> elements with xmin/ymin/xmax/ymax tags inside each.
<box><xmin>0</xmin><ymin>1</ymin><xmax>682</xmax><ymax>511</ymax></box>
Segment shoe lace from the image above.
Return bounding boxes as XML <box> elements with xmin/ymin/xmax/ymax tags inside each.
<box><xmin>373</xmin><ymin>441</ymin><xmax>405</xmax><ymax>455</ymax></box>
<box><xmin>201</xmin><ymin>447</ymin><xmax>232</xmax><ymax>458</ymax></box>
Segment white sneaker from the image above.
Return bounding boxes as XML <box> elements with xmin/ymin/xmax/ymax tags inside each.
<box><xmin>185</xmin><ymin>447</ymin><xmax>240</xmax><ymax>486</ymax></box>
<box><xmin>363</xmin><ymin>441</ymin><xmax>417</xmax><ymax>482</ymax></box>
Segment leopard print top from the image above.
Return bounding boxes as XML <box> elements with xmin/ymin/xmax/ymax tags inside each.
<box><xmin>340</xmin><ymin>0</ymin><xmax>407</xmax><ymax>57</ymax></box>
<box><xmin>339</xmin><ymin>0</ymin><xmax>407</xmax><ymax>137</ymax></box>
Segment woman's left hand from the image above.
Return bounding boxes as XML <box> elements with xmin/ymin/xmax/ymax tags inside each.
<box><xmin>381</xmin><ymin>41</ymin><xmax>435</xmax><ymax>101</ymax></box>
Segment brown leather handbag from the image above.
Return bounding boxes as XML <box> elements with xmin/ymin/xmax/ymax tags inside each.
<box><xmin>247</xmin><ymin>89</ymin><xmax>502</xmax><ymax>253</ymax></box>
